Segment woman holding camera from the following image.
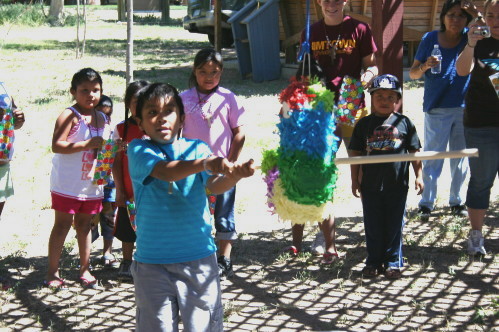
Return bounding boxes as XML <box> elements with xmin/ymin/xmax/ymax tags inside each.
<box><xmin>456</xmin><ymin>0</ymin><xmax>498</xmax><ymax>256</ymax></box>
<box><xmin>409</xmin><ymin>0</ymin><xmax>473</xmax><ymax>221</ymax></box>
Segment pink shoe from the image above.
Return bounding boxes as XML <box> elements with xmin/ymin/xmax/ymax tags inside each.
<box><xmin>283</xmin><ymin>246</ymin><xmax>300</xmax><ymax>256</ymax></box>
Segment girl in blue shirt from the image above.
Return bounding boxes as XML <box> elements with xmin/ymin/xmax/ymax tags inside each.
<box><xmin>127</xmin><ymin>82</ymin><xmax>254</xmax><ymax>332</ymax></box>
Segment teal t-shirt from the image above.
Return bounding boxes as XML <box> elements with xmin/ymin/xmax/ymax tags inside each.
<box><xmin>128</xmin><ymin>137</ymin><xmax>216</xmax><ymax>264</ymax></box>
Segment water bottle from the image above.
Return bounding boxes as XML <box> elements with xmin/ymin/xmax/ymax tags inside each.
<box><xmin>430</xmin><ymin>44</ymin><xmax>442</xmax><ymax>74</ymax></box>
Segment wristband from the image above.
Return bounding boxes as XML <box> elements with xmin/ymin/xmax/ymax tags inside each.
<box><xmin>203</xmin><ymin>155</ymin><xmax>213</xmax><ymax>175</ymax></box>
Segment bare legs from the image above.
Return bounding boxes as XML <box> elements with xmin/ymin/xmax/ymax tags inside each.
<box><xmin>218</xmin><ymin>239</ymin><xmax>232</xmax><ymax>258</ymax></box>
<box><xmin>468</xmin><ymin>207</ymin><xmax>486</xmax><ymax>231</ymax></box>
<box><xmin>46</xmin><ymin>211</ymin><xmax>94</xmax><ymax>282</ymax></box>
<box><xmin>290</xmin><ymin>216</ymin><xmax>337</xmax><ymax>254</ymax></box>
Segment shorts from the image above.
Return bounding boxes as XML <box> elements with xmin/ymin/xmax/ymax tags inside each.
<box><xmin>103</xmin><ymin>180</ymin><xmax>116</xmax><ymax>203</ymax></box>
<box><xmin>132</xmin><ymin>254</ymin><xmax>223</xmax><ymax>332</ymax></box>
<box><xmin>465</xmin><ymin>127</ymin><xmax>499</xmax><ymax>209</ymax></box>
<box><xmin>51</xmin><ymin>192</ymin><xmax>102</xmax><ymax>215</ymax></box>
<box><xmin>91</xmin><ymin>201</ymin><xmax>116</xmax><ymax>242</ymax></box>
<box><xmin>0</xmin><ymin>163</ymin><xmax>14</xmax><ymax>202</ymax></box>
<box><xmin>114</xmin><ymin>206</ymin><xmax>137</xmax><ymax>243</ymax></box>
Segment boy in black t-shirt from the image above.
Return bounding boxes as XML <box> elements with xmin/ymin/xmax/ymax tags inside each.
<box><xmin>348</xmin><ymin>74</ymin><xmax>424</xmax><ymax>279</ymax></box>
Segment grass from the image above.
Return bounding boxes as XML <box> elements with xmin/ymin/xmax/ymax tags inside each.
<box><xmin>0</xmin><ymin>5</ymin><xmax>498</xmax><ymax>332</ymax></box>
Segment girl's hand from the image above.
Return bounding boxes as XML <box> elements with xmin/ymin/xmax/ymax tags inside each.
<box><xmin>227</xmin><ymin>159</ymin><xmax>255</xmax><ymax>180</ymax></box>
<box><xmin>115</xmin><ymin>138</ymin><xmax>125</xmax><ymax>152</ymax></box>
<box><xmin>205</xmin><ymin>156</ymin><xmax>232</xmax><ymax>175</ymax></box>
<box><xmin>467</xmin><ymin>23</ymin><xmax>485</xmax><ymax>47</ymax></box>
<box><xmin>13</xmin><ymin>108</ymin><xmax>25</xmax><ymax>129</ymax></box>
<box><xmin>425</xmin><ymin>55</ymin><xmax>441</xmax><ymax>69</ymax></box>
<box><xmin>86</xmin><ymin>136</ymin><xmax>104</xmax><ymax>149</ymax></box>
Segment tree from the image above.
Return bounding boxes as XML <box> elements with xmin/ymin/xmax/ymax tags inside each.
<box><xmin>49</xmin><ymin>0</ymin><xmax>64</xmax><ymax>26</ymax></box>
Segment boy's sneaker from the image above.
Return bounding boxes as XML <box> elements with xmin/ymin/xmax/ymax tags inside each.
<box><xmin>450</xmin><ymin>204</ymin><xmax>468</xmax><ymax>217</ymax></box>
<box><xmin>467</xmin><ymin>230</ymin><xmax>486</xmax><ymax>256</ymax></box>
<box><xmin>310</xmin><ymin>232</ymin><xmax>325</xmax><ymax>256</ymax></box>
<box><xmin>417</xmin><ymin>206</ymin><xmax>431</xmax><ymax>221</ymax></box>
<box><xmin>217</xmin><ymin>255</ymin><xmax>234</xmax><ymax>279</ymax></box>
<box><xmin>118</xmin><ymin>259</ymin><xmax>133</xmax><ymax>280</ymax></box>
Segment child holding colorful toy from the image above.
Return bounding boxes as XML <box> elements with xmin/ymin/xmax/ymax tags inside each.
<box><xmin>128</xmin><ymin>82</ymin><xmax>254</xmax><ymax>331</ymax></box>
<box><xmin>90</xmin><ymin>94</ymin><xmax>119</xmax><ymax>268</ymax></box>
<box><xmin>46</xmin><ymin>68</ymin><xmax>112</xmax><ymax>289</ymax></box>
<box><xmin>0</xmin><ymin>81</ymin><xmax>25</xmax><ymax>290</ymax></box>
<box><xmin>348</xmin><ymin>74</ymin><xmax>423</xmax><ymax>279</ymax></box>
<box><xmin>112</xmin><ymin>80</ymin><xmax>149</xmax><ymax>280</ymax></box>
<box><xmin>300</xmin><ymin>0</ymin><xmax>379</xmax><ymax>255</ymax></box>
<box><xmin>180</xmin><ymin>48</ymin><xmax>247</xmax><ymax>279</ymax></box>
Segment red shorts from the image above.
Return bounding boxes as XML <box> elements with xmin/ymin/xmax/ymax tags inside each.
<box><xmin>51</xmin><ymin>192</ymin><xmax>102</xmax><ymax>215</ymax></box>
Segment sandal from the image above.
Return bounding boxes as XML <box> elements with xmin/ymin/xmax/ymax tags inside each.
<box><xmin>283</xmin><ymin>246</ymin><xmax>300</xmax><ymax>257</ymax></box>
<box><xmin>362</xmin><ymin>266</ymin><xmax>382</xmax><ymax>278</ymax></box>
<box><xmin>321</xmin><ymin>252</ymin><xmax>339</xmax><ymax>264</ymax></box>
<box><xmin>101</xmin><ymin>254</ymin><xmax>120</xmax><ymax>269</ymax></box>
<box><xmin>80</xmin><ymin>275</ymin><xmax>98</xmax><ymax>289</ymax></box>
<box><xmin>385</xmin><ymin>267</ymin><xmax>402</xmax><ymax>280</ymax></box>
<box><xmin>44</xmin><ymin>277</ymin><xmax>67</xmax><ymax>290</ymax></box>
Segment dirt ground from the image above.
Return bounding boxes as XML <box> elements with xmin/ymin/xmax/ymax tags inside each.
<box><xmin>0</xmin><ymin>8</ymin><xmax>497</xmax><ymax>331</ymax></box>
<box><xmin>0</xmin><ymin>142</ymin><xmax>497</xmax><ymax>331</ymax></box>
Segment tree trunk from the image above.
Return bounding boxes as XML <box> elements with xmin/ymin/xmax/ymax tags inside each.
<box><xmin>49</xmin><ymin>0</ymin><xmax>64</xmax><ymax>25</ymax></box>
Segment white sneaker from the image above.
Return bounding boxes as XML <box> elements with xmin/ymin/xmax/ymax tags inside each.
<box><xmin>310</xmin><ymin>232</ymin><xmax>325</xmax><ymax>256</ymax></box>
<box><xmin>467</xmin><ymin>230</ymin><xmax>487</xmax><ymax>256</ymax></box>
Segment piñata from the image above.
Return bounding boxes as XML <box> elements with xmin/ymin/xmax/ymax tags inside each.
<box><xmin>261</xmin><ymin>77</ymin><xmax>342</xmax><ymax>225</ymax></box>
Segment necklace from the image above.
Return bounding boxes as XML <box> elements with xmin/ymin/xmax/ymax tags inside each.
<box><xmin>195</xmin><ymin>89</ymin><xmax>215</xmax><ymax>128</ymax></box>
<box><xmin>324</xmin><ymin>20</ymin><xmax>343</xmax><ymax>63</ymax></box>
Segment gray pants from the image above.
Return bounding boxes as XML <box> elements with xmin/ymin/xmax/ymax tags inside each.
<box><xmin>132</xmin><ymin>254</ymin><xmax>223</xmax><ymax>332</ymax></box>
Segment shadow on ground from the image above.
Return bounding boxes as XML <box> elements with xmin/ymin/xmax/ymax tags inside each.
<box><xmin>0</xmin><ymin>205</ymin><xmax>497</xmax><ymax>331</ymax></box>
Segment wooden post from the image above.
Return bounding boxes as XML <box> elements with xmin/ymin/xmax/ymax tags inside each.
<box><xmin>214</xmin><ymin>0</ymin><xmax>222</xmax><ymax>52</ymax></box>
<box><xmin>160</xmin><ymin>0</ymin><xmax>170</xmax><ymax>25</ymax></box>
<box><xmin>371</xmin><ymin>0</ymin><xmax>403</xmax><ymax>81</ymax></box>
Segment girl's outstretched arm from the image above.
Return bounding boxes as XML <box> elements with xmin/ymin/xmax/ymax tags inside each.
<box><xmin>52</xmin><ymin>108</ymin><xmax>103</xmax><ymax>154</ymax></box>
<box><xmin>207</xmin><ymin>159</ymin><xmax>255</xmax><ymax>194</ymax></box>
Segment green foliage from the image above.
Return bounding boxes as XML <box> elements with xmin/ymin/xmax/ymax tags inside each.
<box><xmin>0</xmin><ymin>4</ymin><xmax>77</xmax><ymax>26</ymax></box>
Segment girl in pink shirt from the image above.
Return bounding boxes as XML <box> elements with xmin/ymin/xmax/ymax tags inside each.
<box><xmin>180</xmin><ymin>48</ymin><xmax>246</xmax><ymax>279</ymax></box>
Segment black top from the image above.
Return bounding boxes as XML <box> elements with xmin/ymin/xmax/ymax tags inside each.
<box><xmin>349</xmin><ymin>112</ymin><xmax>421</xmax><ymax>191</ymax></box>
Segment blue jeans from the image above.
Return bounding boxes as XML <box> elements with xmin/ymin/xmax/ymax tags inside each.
<box><xmin>419</xmin><ymin>107</ymin><xmax>468</xmax><ymax>210</ymax></box>
<box><xmin>465</xmin><ymin>127</ymin><xmax>499</xmax><ymax>209</ymax></box>
<box><xmin>361</xmin><ymin>188</ymin><xmax>407</xmax><ymax>269</ymax></box>
<box><xmin>214</xmin><ymin>186</ymin><xmax>237</xmax><ymax>241</ymax></box>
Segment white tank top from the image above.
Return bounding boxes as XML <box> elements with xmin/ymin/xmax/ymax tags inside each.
<box><xmin>50</xmin><ymin>107</ymin><xmax>111</xmax><ymax>200</ymax></box>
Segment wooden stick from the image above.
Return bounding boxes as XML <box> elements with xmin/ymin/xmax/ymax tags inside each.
<box><xmin>334</xmin><ymin>148</ymin><xmax>478</xmax><ymax>165</ymax></box>
<box><xmin>254</xmin><ymin>148</ymin><xmax>478</xmax><ymax>169</ymax></box>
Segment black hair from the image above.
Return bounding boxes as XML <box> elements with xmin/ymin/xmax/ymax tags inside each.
<box><xmin>70</xmin><ymin>67</ymin><xmax>103</xmax><ymax>92</ymax></box>
<box><xmin>188</xmin><ymin>47</ymin><xmax>224</xmax><ymax>89</ymax></box>
<box><xmin>135</xmin><ymin>83</ymin><xmax>184</xmax><ymax>121</ymax></box>
<box><xmin>97</xmin><ymin>94</ymin><xmax>113</xmax><ymax>108</ymax></box>
<box><xmin>295</xmin><ymin>55</ymin><xmax>326</xmax><ymax>84</ymax></box>
<box><xmin>123</xmin><ymin>80</ymin><xmax>149</xmax><ymax>141</ymax></box>
<box><xmin>440</xmin><ymin>0</ymin><xmax>472</xmax><ymax>32</ymax></box>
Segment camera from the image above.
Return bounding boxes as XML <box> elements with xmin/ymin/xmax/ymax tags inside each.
<box><xmin>473</xmin><ymin>26</ymin><xmax>491</xmax><ymax>38</ymax></box>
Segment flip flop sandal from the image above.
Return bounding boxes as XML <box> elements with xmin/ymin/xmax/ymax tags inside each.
<box><xmin>361</xmin><ymin>266</ymin><xmax>381</xmax><ymax>278</ymax></box>
<box><xmin>43</xmin><ymin>278</ymin><xmax>67</xmax><ymax>290</ymax></box>
<box><xmin>321</xmin><ymin>252</ymin><xmax>339</xmax><ymax>264</ymax></box>
<box><xmin>385</xmin><ymin>268</ymin><xmax>402</xmax><ymax>280</ymax></box>
<box><xmin>80</xmin><ymin>276</ymin><xmax>98</xmax><ymax>289</ymax></box>
<box><xmin>101</xmin><ymin>254</ymin><xmax>120</xmax><ymax>269</ymax></box>
<box><xmin>283</xmin><ymin>246</ymin><xmax>300</xmax><ymax>257</ymax></box>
